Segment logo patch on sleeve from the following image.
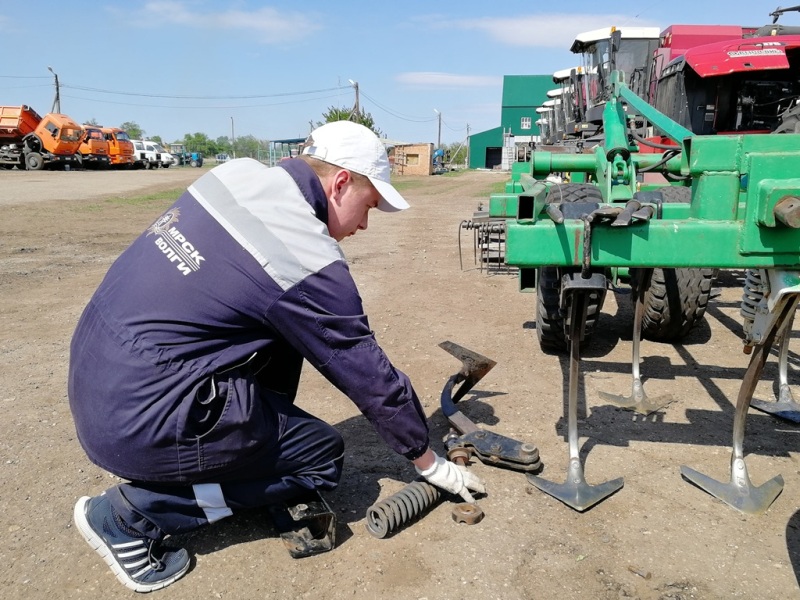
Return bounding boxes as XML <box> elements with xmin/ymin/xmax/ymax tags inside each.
<box><xmin>147</xmin><ymin>208</ymin><xmax>205</xmax><ymax>276</ymax></box>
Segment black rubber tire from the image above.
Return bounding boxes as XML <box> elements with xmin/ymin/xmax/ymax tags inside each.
<box><xmin>631</xmin><ymin>186</ymin><xmax>716</xmax><ymax>341</ymax></box>
<box><xmin>536</xmin><ymin>184</ymin><xmax>607</xmax><ymax>352</ymax></box>
<box><xmin>25</xmin><ymin>152</ymin><xmax>44</xmax><ymax>171</ymax></box>
<box><xmin>190</xmin><ymin>159</ymin><xmax>198</xmax><ymax>167</ymax></box>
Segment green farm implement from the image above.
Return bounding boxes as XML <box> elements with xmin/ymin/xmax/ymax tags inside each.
<box><xmin>489</xmin><ymin>69</ymin><xmax>800</xmax><ymax>514</ymax></box>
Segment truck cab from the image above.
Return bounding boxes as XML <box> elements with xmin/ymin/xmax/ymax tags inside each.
<box><xmin>130</xmin><ymin>139</ymin><xmax>162</xmax><ymax>169</ymax></box>
<box><xmin>78</xmin><ymin>126</ymin><xmax>110</xmax><ymax>169</ymax></box>
<box><xmin>154</xmin><ymin>143</ymin><xmax>174</xmax><ymax>168</ymax></box>
<box><xmin>101</xmin><ymin>127</ymin><xmax>134</xmax><ymax>167</ymax></box>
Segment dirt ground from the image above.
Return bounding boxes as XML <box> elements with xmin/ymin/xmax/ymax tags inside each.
<box><xmin>2</xmin><ymin>165</ymin><xmax>800</xmax><ymax>600</ymax></box>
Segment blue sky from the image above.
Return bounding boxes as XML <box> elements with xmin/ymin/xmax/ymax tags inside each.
<box><xmin>1</xmin><ymin>1</ymin><xmax>795</xmax><ymax>145</ymax></box>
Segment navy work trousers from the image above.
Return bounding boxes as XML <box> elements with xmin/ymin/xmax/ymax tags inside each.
<box><xmin>104</xmin><ymin>395</ymin><xmax>344</xmax><ymax>540</ymax></box>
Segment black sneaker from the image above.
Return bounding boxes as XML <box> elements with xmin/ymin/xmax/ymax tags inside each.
<box><xmin>73</xmin><ymin>495</ymin><xmax>190</xmax><ymax>592</ymax></box>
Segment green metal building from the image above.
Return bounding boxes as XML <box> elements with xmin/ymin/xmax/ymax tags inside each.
<box><xmin>469</xmin><ymin>75</ymin><xmax>552</xmax><ymax>169</ymax></box>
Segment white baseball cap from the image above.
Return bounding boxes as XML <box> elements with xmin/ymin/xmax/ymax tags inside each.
<box><xmin>302</xmin><ymin>121</ymin><xmax>409</xmax><ymax>212</ymax></box>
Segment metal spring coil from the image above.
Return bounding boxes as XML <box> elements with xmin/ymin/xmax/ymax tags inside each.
<box><xmin>364</xmin><ymin>480</ymin><xmax>442</xmax><ymax>539</ymax></box>
<box><xmin>460</xmin><ymin>220</ymin><xmax>506</xmax><ymax>233</ymax></box>
<box><xmin>740</xmin><ymin>268</ymin><xmax>765</xmax><ymax>321</ymax></box>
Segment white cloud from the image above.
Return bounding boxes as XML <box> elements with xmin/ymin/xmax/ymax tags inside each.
<box><xmin>453</xmin><ymin>14</ymin><xmax>659</xmax><ymax>48</ymax></box>
<box><xmin>396</xmin><ymin>72</ymin><xmax>503</xmax><ymax>88</ymax></box>
<box><xmin>135</xmin><ymin>1</ymin><xmax>321</xmax><ymax>42</ymax></box>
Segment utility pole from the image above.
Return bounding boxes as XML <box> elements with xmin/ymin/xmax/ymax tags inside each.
<box><xmin>348</xmin><ymin>79</ymin><xmax>360</xmax><ymax>122</ymax></box>
<box><xmin>230</xmin><ymin>117</ymin><xmax>236</xmax><ymax>158</ymax></box>
<box><xmin>466</xmin><ymin>123</ymin><xmax>470</xmax><ymax>168</ymax></box>
<box><xmin>433</xmin><ymin>109</ymin><xmax>442</xmax><ymax>149</ymax></box>
<box><xmin>47</xmin><ymin>66</ymin><xmax>61</xmax><ymax>114</ymax></box>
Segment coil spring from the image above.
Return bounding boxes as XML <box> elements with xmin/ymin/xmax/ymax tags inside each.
<box><xmin>460</xmin><ymin>220</ymin><xmax>506</xmax><ymax>233</ymax></box>
<box><xmin>364</xmin><ymin>480</ymin><xmax>442</xmax><ymax>539</ymax></box>
<box><xmin>740</xmin><ymin>268</ymin><xmax>766</xmax><ymax>322</ymax></box>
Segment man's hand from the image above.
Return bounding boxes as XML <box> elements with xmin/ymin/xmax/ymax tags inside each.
<box><xmin>415</xmin><ymin>452</ymin><xmax>486</xmax><ymax>503</ymax></box>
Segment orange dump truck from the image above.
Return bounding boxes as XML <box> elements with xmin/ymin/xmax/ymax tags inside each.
<box><xmin>100</xmin><ymin>127</ymin><xmax>134</xmax><ymax>167</ymax></box>
<box><xmin>78</xmin><ymin>125</ymin><xmax>111</xmax><ymax>168</ymax></box>
<box><xmin>0</xmin><ymin>105</ymin><xmax>82</xmax><ymax>170</ymax></box>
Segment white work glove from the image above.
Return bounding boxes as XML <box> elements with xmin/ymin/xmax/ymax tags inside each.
<box><xmin>415</xmin><ymin>452</ymin><xmax>486</xmax><ymax>503</ymax></box>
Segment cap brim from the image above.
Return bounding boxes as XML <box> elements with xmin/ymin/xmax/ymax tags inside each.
<box><xmin>370</xmin><ymin>177</ymin><xmax>409</xmax><ymax>212</ymax></box>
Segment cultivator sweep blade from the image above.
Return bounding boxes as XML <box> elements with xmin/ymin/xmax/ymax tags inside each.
<box><xmin>750</xmin><ymin>317</ymin><xmax>800</xmax><ymax>423</ymax></box>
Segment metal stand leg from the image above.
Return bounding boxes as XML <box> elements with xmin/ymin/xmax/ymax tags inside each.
<box><xmin>751</xmin><ymin>311</ymin><xmax>800</xmax><ymax>423</ymax></box>
<box><xmin>599</xmin><ymin>269</ymin><xmax>674</xmax><ymax>415</ymax></box>
<box><xmin>528</xmin><ymin>277</ymin><xmax>624</xmax><ymax>511</ymax></box>
<box><xmin>680</xmin><ymin>302</ymin><xmax>797</xmax><ymax>514</ymax></box>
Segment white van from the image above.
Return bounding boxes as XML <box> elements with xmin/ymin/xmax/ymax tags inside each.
<box><xmin>154</xmin><ymin>144</ymin><xmax>175</xmax><ymax>168</ymax></box>
<box><xmin>130</xmin><ymin>139</ymin><xmax>162</xmax><ymax>169</ymax></box>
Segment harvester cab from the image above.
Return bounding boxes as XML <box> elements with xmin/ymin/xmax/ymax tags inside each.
<box><xmin>544</xmin><ymin>88</ymin><xmax>566</xmax><ymax>143</ymax></box>
<box><xmin>534</xmin><ymin>106</ymin><xmax>553</xmax><ymax>145</ymax></box>
<box><xmin>569</xmin><ymin>26</ymin><xmax>661</xmax><ymax>130</ymax></box>
<box><xmin>551</xmin><ymin>66</ymin><xmax>584</xmax><ymax>143</ymax></box>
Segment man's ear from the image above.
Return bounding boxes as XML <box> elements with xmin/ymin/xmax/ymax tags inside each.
<box><xmin>331</xmin><ymin>169</ymin><xmax>351</xmax><ymax>197</ymax></box>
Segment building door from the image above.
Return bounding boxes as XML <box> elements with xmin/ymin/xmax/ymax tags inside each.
<box><xmin>485</xmin><ymin>147</ymin><xmax>502</xmax><ymax>169</ymax></box>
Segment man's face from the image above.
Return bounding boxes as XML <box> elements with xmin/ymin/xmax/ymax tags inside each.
<box><xmin>327</xmin><ymin>171</ymin><xmax>381</xmax><ymax>241</ymax></box>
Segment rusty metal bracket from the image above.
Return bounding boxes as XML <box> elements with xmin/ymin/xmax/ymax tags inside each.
<box><xmin>439</xmin><ymin>341</ymin><xmax>542</xmax><ymax>473</ymax></box>
<box><xmin>267</xmin><ymin>491</ymin><xmax>336</xmax><ymax>558</ymax></box>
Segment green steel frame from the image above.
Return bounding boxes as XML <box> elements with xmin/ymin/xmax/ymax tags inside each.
<box><xmin>491</xmin><ymin>71</ymin><xmax>800</xmax><ymax>271</ymax></box>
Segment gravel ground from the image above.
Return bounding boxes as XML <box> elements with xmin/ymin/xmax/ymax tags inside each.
<box><xmin>1</xmin><ymin>165</ymin><xmax>800</xmax><ymax>600</ymax></box>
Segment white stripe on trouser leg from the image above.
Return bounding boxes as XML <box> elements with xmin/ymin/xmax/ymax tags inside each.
<box><xmin>193</xmin><ymin>483</ymin><xmax>234</xmax><ymax>523</ymax></box>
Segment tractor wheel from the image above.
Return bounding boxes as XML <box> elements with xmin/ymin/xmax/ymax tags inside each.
<box><xmin>535</xmin><ymin>183</ymin><xmax>607</xmax><ymax>352</ymax></box>
<box><xmin>25</xmin><ymin>152</ymin><xmax>44</xmax><ymax>171</ymax></box>
<box><xmin>631</xmin><ymin>186</ymin><xmax>716</xmax><ymax>341</ymax></box>
<box><xmin>190</xmin><ymin>159</ymin><xmax>198</xmax><ymax>167</ymax></box>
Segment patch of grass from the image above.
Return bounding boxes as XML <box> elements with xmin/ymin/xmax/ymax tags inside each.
<box><xmin>80</xmin><ymin>188</ymin><xmax>184</xmax><ymax>212</ymax></box>
<box><xmin>488</xmin><ymin>180</ymin><xmax>507</xmax><ymax>194</ymax></box>
<box><xmin>390</xmin><ymin>178</ymin><xmax>425</xmax><ymax>192</ymax></box>
<box><xmin>107</xmin><ymin>188</ymin><xmax>184</xmax><ymax>205</ymax></box>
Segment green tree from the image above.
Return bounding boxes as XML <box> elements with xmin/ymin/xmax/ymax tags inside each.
<box><xmin>182</xmin><ymin>132</ymin><xmax>216</xmax><ymax>156</ymax></box>
<box><xmin>120</xmin><ymin>121</ymin><xmax>144</xmax><ymax>139</ymax></box>
<box><xmin>444</xmin><ymin>141</ymin><xmax>467</xmax><ymax>166</ymax></box>
<box><xmin>232</xmin><ymin>134</ymin><xmax>265</xmax><ymax>159</ymax></box>
<box><xmin>83</xmin><ymin>118</ymin><xmax>100</xmax><ymax>126</ymax></box>
<box><xmin>150</xmin><ymin>135</ymin><xmax>163</xmax><ymax>144</ymax></box>
<box><xmin>215</xmin><ymin>136</ymin><xmax>232</xmax><ymax>155</ymax></box>
<box><xmin>317</xmin><ymin>106</ymin><xmax>381</xmax><ymax>136</ymax></box>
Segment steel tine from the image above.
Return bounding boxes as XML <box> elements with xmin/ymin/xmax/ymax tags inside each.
<box><xmin>528</xmin><ymin>289</ymin><xmax>623</xmax><ymax>511</ymax></box>
<box><xmin>681</xmin><ymin>299</ymin><xmax>797</xmax><ymax>514</ymax></box>
<box><xmin>600</xmin><ymin>268</ymin><xmax>673</xmax><ymax>414</ymax></box>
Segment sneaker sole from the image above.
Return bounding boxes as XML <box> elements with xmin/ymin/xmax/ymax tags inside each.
<box><xmin>73</xmin><ymin>496</ymin><xmax>190</xmax><ymax>593</ymax></box>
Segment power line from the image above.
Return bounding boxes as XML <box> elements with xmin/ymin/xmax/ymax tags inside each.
<box><xmin>360</xmin><ymin>90</ymin><xmax>438</xmax><ymax>123</ymax></box>
<box><xmin>0</xmin><ymin>75</ymin><xmax>50</xmax><ymax>79</ymax></box>
<box><xmin>60</xmin><ymin>83</ymin><xmax>341</xmax><ymax>100</ymax></box>
<box><xmin>61</xmin><ymin>91</ymin><xmax>346</xmax><ymax>110</ymax></box>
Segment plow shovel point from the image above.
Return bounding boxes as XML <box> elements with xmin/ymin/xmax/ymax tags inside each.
<box><xmin>438</xmin><ymin>341</ymin><xmax>497</xmax><ymax>374</ymax></box>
